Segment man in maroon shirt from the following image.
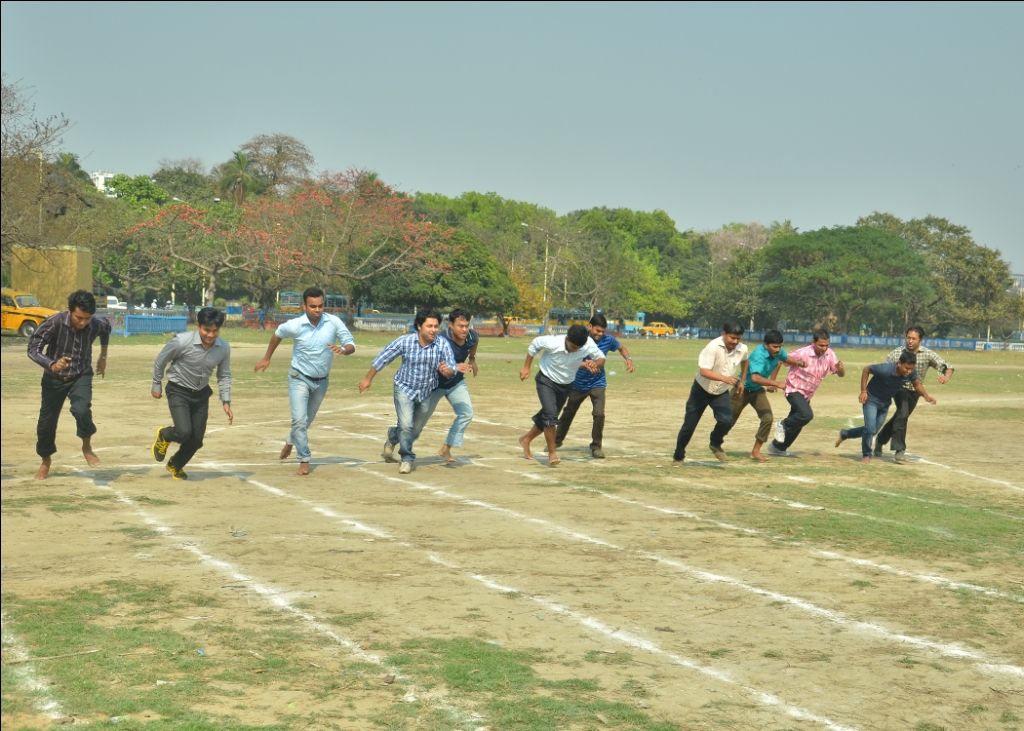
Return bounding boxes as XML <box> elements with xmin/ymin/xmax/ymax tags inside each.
<box><xmin>27</xmin><ymin>290</ymin><xmax>111</xmax><ymax>479</ymax></box>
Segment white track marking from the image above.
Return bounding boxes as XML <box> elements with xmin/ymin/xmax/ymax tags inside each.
<box><xmin>1</xmin><ymin>609</ymin><xmax>66</xmax><ymax>722</ymax></box>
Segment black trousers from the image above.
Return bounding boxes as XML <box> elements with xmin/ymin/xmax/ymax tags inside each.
<box><xmin>875</xmin><ymin>389</ymin><xmax>919</xmax><ymax>452</ymax></box>
<box><xmin>160</xmin><ymin>381</ymin><xmax>212</xmax><ymax>469</ymax></box>
<box><xmin>674</xmin><ymin>380</ymin><xmax>733</xmax><ymax>460</ymax></box>
<box><xmin>772</xmin><ymin>391</ymin><xmax>814</xmax><ymax>451</ymax></box>
<box><xmin>36</xmin><ymin>374</ymin><xmax>95</xmax><ymax>458</ymax></box>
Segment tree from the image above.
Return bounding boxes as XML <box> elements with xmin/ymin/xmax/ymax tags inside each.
<box><xmin>106</xmin><ymin>174</ymin><xmax>172</xmax><ymax>208</ymax></box>
<box><xmin>215</xmin><ymin>151</ymin><xmax>265</xmax><ymax>205</ymax></box>
<box><xmin>152</xmin><ymin>159</ymin><xmax>214</xmax><ymax>204</ymax></box>
<box><xmin>760</xmin><ymin>226</ymin><xmax>934</xmax><ymax>333</ymax></box>
<box><xmin>239</xmin><ymin>133</ymin><xmax>314</xmax><ymax>195</ymax></box>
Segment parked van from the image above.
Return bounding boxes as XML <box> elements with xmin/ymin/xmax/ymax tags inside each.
<box><xmin>1</xmin><ymin>288</ymin><xmax>59</xmax><ymax>337</ymax></box>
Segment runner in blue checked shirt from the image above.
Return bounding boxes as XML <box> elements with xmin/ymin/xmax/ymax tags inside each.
<box><xmin>359</xmin><ymin>310</ymin><xmax>456</xmax><ymax>474</ymax></box>
<box><xmin>254</xmin><ymin>287</ymin><xmax>356</xmax><ymax>476</ymax></box>
<box><xmin>553</xmin><ymin>314</ymin><xmax>634</xmax><ymax>459</ymax></box>
<box><xmin>419</xmin><ymin>308</ymin><xmax>479</xmax><ymax>464</ymax></box>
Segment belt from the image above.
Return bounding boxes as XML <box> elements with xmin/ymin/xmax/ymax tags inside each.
<box><xmin>291</xmin><ymin>368</ymin><xmax>327</xmax><ymax>382</ymax></box>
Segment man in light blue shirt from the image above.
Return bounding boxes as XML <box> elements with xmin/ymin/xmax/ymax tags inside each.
<box><xmin>359</xmin><ymin>310</ymin><xmax>456</xmax><ymax>474</ymax></box>
<box><xmin>518</xmin><ymin>324</ymin><xmax>604</xmax><ymax>467</ymax></box>
<box><xmin>254</xmin><ymin>287</ymin><xmax>355</xmax><ymax>475</ymax></box>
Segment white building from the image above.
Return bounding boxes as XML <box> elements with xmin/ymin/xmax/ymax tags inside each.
<box><xmin>89</xmin><ymin>170</ymin><xmax>118</xmax><ymax>196</ymax></box>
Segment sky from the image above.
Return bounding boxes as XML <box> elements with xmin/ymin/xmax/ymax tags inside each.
<box><xmin>3</xmin><ymin>1</ymin><xmax>1023</xmax><ymax>272</ymax></box>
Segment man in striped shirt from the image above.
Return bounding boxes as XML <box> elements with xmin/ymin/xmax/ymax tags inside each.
<box><xmin>27</xmin><ymin>290</ymin><xmax>111</xmax><ymax>480</ymax></box>
<box><xmin>872</xmin><ymin>326</ymin><xmax>954</xmax><ymax>462</ymax></box>
<box><xmin>359</xmin><ymin>310</ymin><xmax>456</xmax><ymax>474</ymax></box>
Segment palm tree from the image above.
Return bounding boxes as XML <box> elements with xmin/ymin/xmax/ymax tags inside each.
<box><xmin>216</xmin><ymin>151</ymin><xmax>262</xmax><ymax>205</ymax></box>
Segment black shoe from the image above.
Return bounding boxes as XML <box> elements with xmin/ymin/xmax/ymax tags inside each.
<box><xmin>152</xmin><ymin>429</ymin><xmax>169</xmax><ymax>462</ymax></box>
<box><xmin>591</xmin><ymin>447</ymin><xmax>605</xmax><ymax>459</ymax></box>
<box><xmin>166</xmin><ymin>464</ymin><xmax>188</xmax><ymax>480</ymax></box>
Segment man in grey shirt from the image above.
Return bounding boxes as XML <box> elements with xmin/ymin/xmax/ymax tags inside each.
<box><xmin>151</xmin><ymin>307</ymin><xmax>233</xmax><ymax>480</ymax></box>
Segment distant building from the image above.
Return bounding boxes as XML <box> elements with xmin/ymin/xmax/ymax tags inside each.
<box><xmin>1010</xmin><ymin>272</ymin><xmax>1024</xmax><ymax>294</ymax></box>
<box><xmin>89</xmin><ymin>170</ymin><xmax>118</xmax><ymax>196</ymax></box>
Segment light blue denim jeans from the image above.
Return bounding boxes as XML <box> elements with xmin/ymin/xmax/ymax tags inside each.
<box><xmin>841</xmin><ymin>399</ymin><xmax>890</xmax><ymax>457</ymax></box>
<box><xmin>387</xmin><ymin>386</ymin><xmax>435</xmax><ymax>464</ymax></box>
<box><xmin>423</xmin><ymin>380</ymin><xmax>474</xmax><ymax>448</ymax></box>
<box><xmin>287</xmin><ymin>369</ymin><xmax>329</xmax><ymax>462</ymax></box>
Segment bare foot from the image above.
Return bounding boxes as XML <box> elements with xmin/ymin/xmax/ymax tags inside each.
<box><xmin>438</xmin><ymin>444</ymin><xmax>456</xmax><ymax>464</ymax></box>
<box><xmin>35</xmin><ymin>458</ymin><xmax>51</xmax><ymax>480</ymax></box>
<box><xmin>82</xmin><ymin>449</ymin><xmax>100</xmax><ymax>467</ymax></box>
<box><xmin>750</xmin><ymin>452</ymin><xmax>768</xmax><ymax>462</ymax></box>
<box><xmin>297</xmin><ymin>461</ymin><xmax>310</xmax><ymax>476</ymax></box>
<box><xmin>548</xmin><ymin>455</ymin><xmax>560</xmax><ymax>467</ymax></box>
<box><xmin>861</xmin><ymin>456</ymin><xmax>872</xmax><ymax>464</ymax></box>
<box><xmin>518</xmin><ymin>435</ymin><xmax>533</xmax><ymax>460</ymax></box>
<box><xmin>279</xmin><ymin>443</ymin><xmax>293</xmax><ymax>460</ymax></box>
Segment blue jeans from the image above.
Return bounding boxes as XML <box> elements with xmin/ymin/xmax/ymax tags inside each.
<box><xmin>287</xmin><ymin>369</ymin><xmax>329</xmax><ymax>462</ymax></box>
<box><xmin>387</xmin><ymin>386</ymin><xmax>435</xmax><ymax>463</ymax></box>
<box><xmin>422</xmin><ymin>380</ymin><xmax>474</xmax><ymax>448</ymax></box>
<box><xmin>841</xmin><ymin>399</ymin><xmax>890</xmax><ymax>457</ymax></box>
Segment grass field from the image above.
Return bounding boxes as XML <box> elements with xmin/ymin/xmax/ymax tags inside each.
<box><xmin>2</xmin><ymin>330</ymin><xmax>1022</xmax><ymax>730</ymax></box>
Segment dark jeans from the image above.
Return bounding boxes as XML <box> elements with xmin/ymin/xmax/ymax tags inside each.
<box><xmin>555</xmin><ymin>387</ymin><xmax>606</xmax><ymax>448</ymax></box>
<box><xmin>532</xmin><ymin>372</ymin><xmax>572</xmax><ymax>430</ymax></box>
<box><xmin>875</xmin><ymin>389</ymin><xmax>918</xmax><ymax>452</ymax></box>
<box><xmin>160</xmin><ymin>381</ymin><xmax>212</xmax><ymax>469</ymax></box>
<box><xmin>674</xmin><ymin>380</ymin><xmax>733</xmax><ymax>460</ymax></box>
<box><xmin>36</xmin><ymin>374</ymin><xmax>95</xmax><ymax>458</ymax></box>
<box><xmin>772</xmin><ymin>392</ymin><xmax>813</xmax><ymax>451</ymax></box>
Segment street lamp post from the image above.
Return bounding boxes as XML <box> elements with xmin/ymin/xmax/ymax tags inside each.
<box><xmin>522</xmin><ymin>222</ymin><xmax>552</xmax><ymax>333</ymax></box>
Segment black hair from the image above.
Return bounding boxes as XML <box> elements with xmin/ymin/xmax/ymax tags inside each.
<box><xmin>302</xmin><ymin>286</ymin><xmax>325</xmax><ymax>304</ymax></box>
<box><xmin>812</xmin><ymin>329</ymin><xmax>830</xmax><ymax>342</ymax></box>
<box><xmin>763</xmin><ymin>329</ymin><xmax>784</xmax><ymax>345</ymax></box>
<box><xmin>68</xmin><ymin>290</ymin><xmax>97</xmax><ymax>314</ymax></box>
<box><xmin>590</xmin><ymin>313</ymin><xmax>608</xmax><ymax>328</ymax></box>
<box><xmin>721</xmin><ymin>321</ymin><xmax>744</xmax><ymax>336</ymax></box>
<box><xmin>196</xmin><ymin>307</ymin><xmax>226</xmax><ymax>327</ymax></box>
<box><xmin>906</xmin><ymin>326</ymin><xmax>925</xmax><ymax>339</ymax></box>
<box><xmin>448</xmin><ymin>308</ymin><xmax>472</xmax><ymax>323</ymax></box>
<box><xmin>415</xmin><ymin>309</ymin><xmax>442</xmax><ymax>330</ymax></box>
<box><xmin>567</xmin><ymin>324</ymin><xmax>589</xmax><ymax>346</ymax></box>
<box><xmin>898</xmin><ymin>349</ymin><xmax>918</xmax><ymax>365</ymax></box>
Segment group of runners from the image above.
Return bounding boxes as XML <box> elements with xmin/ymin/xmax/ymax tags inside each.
<box><xmin>25</xmin><ymin>288</ymin><xmax>953</xmax><ymax>480</ymax></box>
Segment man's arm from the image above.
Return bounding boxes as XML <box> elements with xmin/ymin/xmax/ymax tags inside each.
<box><xmin>618</xmin><ymin>343</ymin><xmax>635</xmax><ymax>373</ymax></box>
<box><xmin>912</xmin><ymin>378</ymin><xmax>937</xmax><ymax>404</ymax></box>
<box><xmin>151</xmin><ymin>336</ymin><xmax>182</xmax><ymax>398</ymax></box>
<box><xmin>254</xmin><ymin>334</ymin><xmax>283</xmax><ymax>372</ymax></box>
<box><xmin>358</xmin><ymin>367</ymin><xmax>379</xmax><ymax>393</ymax></box>
<box><xmin>217</xmin><ymin>345</ymin><xmax>234</xmax><ymax>424</ymax></box>
<box><xmin>698</xmin><ymin>367</ymin><xmax>740</xmax><ymax>387</ymax></box>
<box><xmin>95</xmin><ymin>318</ymin><xmax>111</xmax><ymax>377</ymax></box>
<box><xmin>858</xmin><ymin>365</ymin><xmax>871</xmax><ymax>404</ymax></box>
<box><xmin>519</xmin><ymin>353</ymin><xmax>535</xmax><ymax>381</ymax></box>
<box><xmin>27</xmin><ymin>316</ymin><xmax>58</xmax><ymax>372</ymax></box>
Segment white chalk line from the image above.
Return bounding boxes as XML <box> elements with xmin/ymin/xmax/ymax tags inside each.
<box><xmin>221</xmin><ymin>467</ymin><xmax>861</xmax><ymax>730</ymax></box>
<box><xmin>1</xmin><ymin>608</ymin><xmax>66</xmax><ymax>722</ymax></box>
<box><xmin>914</xmin><ymin>458</ymin><xmax>1023</xmax><ymax>492</ymax></box>
<box><xmin>316</xmin><ymin>463</ymin><xmax>1023</xmax><ymax>679</ymax></box>
<box><xmin>66</xmin><ymin>470</ymin><xmax>484</xmax><ymax>729</ymax></box>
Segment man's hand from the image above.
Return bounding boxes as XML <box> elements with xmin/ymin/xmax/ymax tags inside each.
<box><xmin>51</xmin><ymin>355</ymin><xmax>71</xmax><ymax>374</ymax></box>
<box><xmin>519</xmin><ymin>366</ymin><xmax>531</xmax><ymax>381</ymax></box>
<box><xmin>223</xmin><ymin>402</ymin><xmax>234</xmax><ymax>425</ymax></box>
<box><xmin>358</xmin><ymin>377</ymin><xmax>373</xmax><ymax>393</ymax></box>
<box><xmin>253</xmin><ymin>357</ymin><xmax>271</xmax><ymax>372</ymax></box>
<box><xmin>858</xmin><ymin>391</ymin><xmax>868</xmax><ymax>404</ymax></box>
<box><xmin>151</xmin><ymin>389</ymin><xmax>162</xmax><ymax>399</ymax></box>
<box><xmin>96</xmin><ymin>354</ymin><xmax>107</xmax><ymax>378</ymax></box>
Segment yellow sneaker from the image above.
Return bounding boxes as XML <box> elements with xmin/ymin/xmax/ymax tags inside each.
<box><xmin>165</xmin><ymin>464</ymin><xmax>188</xmax><ymax>480</ymax></box>
<box><xmin>152</xmin><ymin>429</ymin><xmax>170</xmax><ymax>462</ymax></box>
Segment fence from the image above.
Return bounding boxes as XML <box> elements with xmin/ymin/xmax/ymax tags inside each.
<box><xmin>122</xmin><ymin>314</ymin><xmax>188</xmax><ymax>337</ymax></box>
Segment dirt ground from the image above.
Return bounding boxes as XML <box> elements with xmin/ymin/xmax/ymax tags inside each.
<box><xmin>2</xmin><ymin>336</ymin><xmax>1022</xmax><ymax>730</ymax></box>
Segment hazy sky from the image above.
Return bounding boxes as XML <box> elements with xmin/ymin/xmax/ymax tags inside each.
<box><xmin>3</xmin><ymin>1</ymin><xmax>1022</xmax><ymax>271</ymax></box>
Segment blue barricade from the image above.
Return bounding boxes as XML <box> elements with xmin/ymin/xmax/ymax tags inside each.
<box><xmin>123</xmin><ymin>314</ymin><xmax>188</xmax><ymax>337</ymax></box>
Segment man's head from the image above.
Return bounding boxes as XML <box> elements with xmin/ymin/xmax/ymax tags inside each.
<box><xmin>302</xmin><ymin>287</ymin><xmax>326</xmax><ymax>323</ymax></box>
<box><xmin>448</xmin><ymin>308</ymin><xmax>472</xmax><ymax>340</ymax></box>
<box><xmin>763</xmin><ymin>329</ymin><xmax>784</xmax><ymax>356</ymax></box>
<box><xmin>895</xmin><ymin>348</ymin><xmax>918</xmax><ymax>376</ymax></box>
<box><xmin>811</xmin><ymin>329</ymin><xmax>831</xmax><ymax>356</ymax></box>
<box><xmin>67</xmin><ymin>290</ymin><xmax>97</xmax><ymax>331</ymax></box>
<box><xmin>196</xmin><ymin>307</ymin><xmax>226</xmax><ymax>348</ymax></box>
<box><xmin>565</xmin><ymin>324</ymin><xmax>589</xmax><ymax>352</ymax></box>
<box><xmin>721</xmin><ymin>321</ymin><xmax>744</xmax><ymax>351</ymax></box>
<box><xmin>415</xmin><ymin>310</ymin><xmax>443</xmax><ymax>343</ymax></box>
<box><xmin>588</xmin><ymin>313</ymin><xmax>608</xmax><ymax>340</ymax></box>
<box><xmin>904</xmin><ymin>326</ymin><xmax>925</xmax><ymax>351</ymax></box>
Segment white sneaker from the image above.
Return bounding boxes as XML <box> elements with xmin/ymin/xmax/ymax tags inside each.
<box><xmin>398</xmin><ymin>462</ymin><xmax>413</xmax><ymax>474</ymax></box>
<box><xmin>766</xmin><ymin>443</ymin><xmax>788</xmax><ymax>457</ymax></box>
<box><xmin>773</xmin><ymin>420</ymin><xmax>786</xmax><ymax>443</ymax></box>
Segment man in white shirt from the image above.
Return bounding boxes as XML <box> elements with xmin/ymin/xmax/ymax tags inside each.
<box><xmin>518</xmin><ymin>324</ymin><xmax>604</xmax><ymax>467</ymax></box>
<box><xmin>673</xmin><ymin>322</ymin><xmax>749</xmax><ymax>464</ymax></box>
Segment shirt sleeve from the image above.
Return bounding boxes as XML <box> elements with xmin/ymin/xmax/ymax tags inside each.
<box><xmin>334</xmin><ymin>318</ymin><xmax>355</xmax><ymax>347</ymax></box>
<box><xmin>527</xmin><ymin>336</ymin><xmax>545</xmax><ymax>357</ymax></box>
<box><xmin>27</xmin><ymin>316</ymin><xmax>58</xmax><ymax>370</ymax></box>
<box><xmin>371</xmin><ymin>336</ymin><xmax>405</xmax><ymax>371</ymax></box>
<box><xmin>440</xmin><ymin>338</ymin><xmax>457</xmax><ymax>370</ymax></box>
<box><xmin>696</xmin><ymin>341</ymin><xmax>718</xmax><ymax>370</ymax></box>
<box><xmin>151</xmin><ymin>335</ymin><xmax>183</xmax><ymax>395</ymax></box>
<box><xmin>930</xmin><ymin>351</ymin><xmax>952</xmax><ymax>374</ymax></box>
<box><xmin>95</xmin><ymin>316</ymin><xmax>112</xmax><ymax>347</ymax></box>
<box><xmin>216</xmin><ymin>341</ymin><xmax>232</xmax><ymax>403</ymax></box>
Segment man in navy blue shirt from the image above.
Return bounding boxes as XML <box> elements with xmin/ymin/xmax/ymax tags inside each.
<box><xmin>554</xmin><ymin>314</ymin><xmax>634</xmax><ymax>459</ymax></box>
<box><xmin>836</xmin><ymin>350</ymin><xmax>936</xmax><ymax>463</ymax></box>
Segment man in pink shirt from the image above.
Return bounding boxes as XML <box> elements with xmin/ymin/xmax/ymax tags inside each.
<box><xmin>766</xmin><ymin>329</ymin><xmax>845</xmax><ymax>456</ymax></box>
